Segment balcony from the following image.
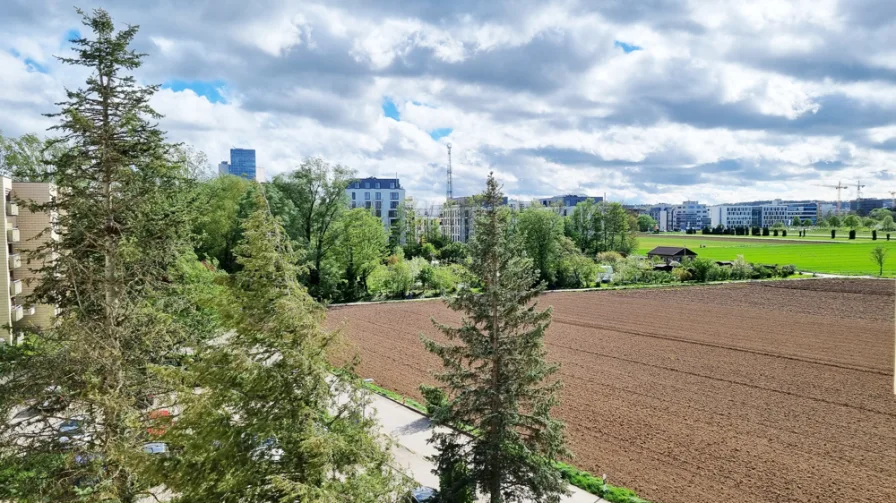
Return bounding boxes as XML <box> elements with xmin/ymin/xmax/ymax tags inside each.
<box><xmin>8</xmin><ymin>254</ymin><xmax>20</xmax><ymax>269</ymax></box>
<box><xmin>10</xmin><ymin>280</ymin><xmax>22</xmax><ymax>297</ymax></box>
<box><xmin>11</xmin><ymin>305</ymin><xmax>23</xmax><ymax>322</ymax></box>
<box><xmin>7</xmin><ymin>228</ymin><xmax>19</xmax><ymax>243</ymax></box>
<box><xmin>23</xmin><ymin>306</ymin><xmax>35</xmax><ymax>316</ymax></box>
<box><xmin>6</xmin><ymin>202</ymin><xmax>18</xmax><ymax>216</ymax></box>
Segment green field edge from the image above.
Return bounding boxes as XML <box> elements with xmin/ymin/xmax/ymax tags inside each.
<box><xmin>332</xmin><ymin>369</ymin><xmax>654</xmax><ymax>503</ymax></box>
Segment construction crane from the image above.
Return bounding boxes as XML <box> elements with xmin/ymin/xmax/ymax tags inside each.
<box><xmin>817</xmin><ymin>181</ymin><xmax>847</xmax><ymax>215</ymax></box>
<box><xmin>446</xmin><ymin>143</ymin><xmax>453</xmax><ymax>201</ymax></box>
<box><xmin>855</xmin><ymin>180</ymin><xmax>866</xmax><ymax>202</ymax></box>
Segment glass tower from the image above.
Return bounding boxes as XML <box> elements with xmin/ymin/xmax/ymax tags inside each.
<box><xmin>229</xmin><ymin>148</ymin><xmax>256</xmax><ymax>180</ymax></box>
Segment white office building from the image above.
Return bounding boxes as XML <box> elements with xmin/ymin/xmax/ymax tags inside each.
<box><xmin>710</xmin><ymin>205</ymin><xmax>754</xmax><ymax>228</ymax></box>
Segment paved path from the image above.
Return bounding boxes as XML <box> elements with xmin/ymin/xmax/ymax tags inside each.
<box><xmin>367</xmin><ymin>391</ymin><xmax>608</xmax><ymax>503</ymax></box>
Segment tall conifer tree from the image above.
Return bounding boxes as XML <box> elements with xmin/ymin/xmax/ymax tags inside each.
<box><xmin>422</xmin><ymin>173</ymin><xmax>568</xmax><ymax>503</ymax></box>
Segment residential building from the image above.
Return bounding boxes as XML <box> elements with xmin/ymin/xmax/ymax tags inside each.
<box><xmin>709</xmin><ymin>205</ymin><xmax>754</xmax><ymax>228</ymax></box>
<box><xmin>219</xmin><ymin>148</ymin><xmax>263</xmax><ymax>181</ymax></box>
<box><xmin>537</xmin><ymin>194</ymin><xmax>603</xmax><ymax>217</ymax></box>
<box><xmin>853</xmin><ymin>198</ymin><xmax>888</xmax><ymax>216</ymax></box>
<box><xmin>345</xmin><ymin>177</ymin><xmax>406</xmax><ymax>233</ymax></box>
<box><xmin>439</xmin><ymin>195</ymin><xmax>509</xmax><ymax>243</ymax></box>
<box><xmin>647</xmin><ymin>205</ymin><xmax>674</xmax><ymax>232</ymax></box>
<box><xmin>672</xmin><ymin>201</ymin><xmax>710</xmax><ymax>230</ymax></box>
<box><xmin>0</xmin><ymin>178</ymin><xmax>58</xmax><ymax>344</ymax></box>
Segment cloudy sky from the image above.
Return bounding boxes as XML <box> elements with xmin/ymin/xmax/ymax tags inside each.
<box><xmin>2</xmin><ymin>0</ymin><xmax>896</xmax><ymax>205</ymax></box>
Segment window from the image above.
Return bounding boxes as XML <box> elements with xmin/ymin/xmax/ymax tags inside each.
<box><xmin>375</xmin><ymin>182</ymin><xmax>380</xmax><ymax>189</ymax></box>
<box><xmin>389</xmin><ymin>210</ymin><xmax>397</xmax><ymax>218</ymax></box>
<box><xmin>363</xmin><ymin>182</ymin><xmax>369</xmax><ymax>189</ymax></box>
<box><xmin>365</xmin><ymin>192</ymin><xmax>371</xmax><ymax>201</ymax></box>
<box><xmin>390</xmin><ymin>201</ymin><xmax>399</xmax><ymax>209</ymax></box>
<box><xmin>375</xmin><ymin>201</ymin><xmax>382</xmax><ymax>209</ymax></box>
<box><xmin>365</xmin><ymin>201</ymin><xmax>372</xmax><ymax>209</ymax></box>
<box><xmin>351</xmin><ymin>202</ymin><xmax>357</xmax><ymax>209</ymax></box>
<box><xmin>375</xmin><ymin>210</ymin><xmax>382</xmax><ymax>217</ymax></box>
<box><xmin>375</xmin><ymin>192</ymin><xmax>382</xmax><ymax>201</ymax></box>
<box><xmin>351</xmin><ymin>192</ymin><xmax>356</xmax><ymax>200</ymax></box>
<box><xmin>390</xmin><ymin>182</ymin><xmax>395</xmax><ymax>189</ymax></box>
<box><xmin>391</xmin><ymin>192</ymin><xmax>399</xmax><ymax>200</ymax></box>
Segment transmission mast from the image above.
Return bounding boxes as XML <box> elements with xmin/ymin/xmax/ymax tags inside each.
<box><xmin>446</xmin><ymin>143</ymin><xmax>453</xmax><ymax>201</ymax></box>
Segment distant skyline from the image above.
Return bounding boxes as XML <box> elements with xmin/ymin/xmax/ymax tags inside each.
<box><xmin>2</xmin><ymin>1</ymin><xmax>895</xmax><ymax>205</ymax></box>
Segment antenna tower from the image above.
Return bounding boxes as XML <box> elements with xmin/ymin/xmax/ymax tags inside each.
<box><xmin>446</xmin><ymin>143</ymin><xmax>453</xmax><ymax>201</ymax></box>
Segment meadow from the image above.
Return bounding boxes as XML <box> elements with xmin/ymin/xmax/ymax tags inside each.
<box><xmin>637</xmin><ymin>234</ymin><xmax>896</xmax><ymax>276</ymax></box>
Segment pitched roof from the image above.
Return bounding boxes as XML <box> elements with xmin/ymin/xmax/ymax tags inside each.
<box><xmin>647</xmin><ymin>246</ymin><xmax>698</xmax><ymax>256</ymax></box>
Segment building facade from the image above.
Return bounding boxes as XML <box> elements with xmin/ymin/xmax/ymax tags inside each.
<box><xmin>757</xmin><ymin>203</ymin><xmax>789</xmax><ymax>227</ymax></box>
<box><xmin>219</xmin><ymin>148</ymin><xmax>263</xmax><ymax>181</ymax></box>
<box><xmin>537</xmin><ymin>195</ymin><xmax>603</xmax><ymax>217</ymax></box>
<box><xmin>785</xmin><ymin>202</ymin><xmax>819</xmax><ymax>224</ymax></box>
<box><xmin>672</xmin><ymin>201</ymin><xmax>710</xmax><ymax>230</ymax></box>
<box><xmin>709</xmin><ymin>205</ymin><xmax>754</xmax><ymax>228</ymax></box>
<box><xmin>0</xmin><ymin>179</ymin><xmax>57</xmax><ymax>344</ymax></box>
<box><xmin>853</xmin><ymin>198</ymin><xmax>888</xmax><ymax>216</ymax></box>
<box><xmin>345</xmin><ymin>177</ymin><xmax>406</xmax><ymax>233</ymax></box>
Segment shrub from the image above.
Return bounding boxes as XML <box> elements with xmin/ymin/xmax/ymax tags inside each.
<box><xmin>773</xmin><ymin>229</ymin><xmax>779</xmax><ymax>237</ymax></box>
<box><xmin>849</xmin><ymin>229</ymin><xmax>856</xmax><ymax>240</ymax></box>
<box><xmin>686</xmin><ymin>257</ymin><xmax>716</xmax><ymax>282</ymax></box>
<box><xmin>730</xmin><ymin>255</ymin><xmax>753</xmax><ymax>280</ymax></box>
<box><xmin>672</xmin><ymin>267</ymin><xmax>693</xmax><ymax>282</ymax></box>
<box><xmin>777</xmin><ymin>264</ymin><xmax>796</xmax><ymax>277</ymax></box>
<box><xmin>831</xmin><ymin>229</ymin><xmax>836</xmax><ymax>239</ymax></box>
<box><xmin>782</xmin><ymin>230</ymin><xmax>787</xmax><ymax>237</ymax></box>
<box><xmin>596</xmin><ymin>251</ymin><xmax>624</xmax><ymax>265</ymax></box>
<box><xmin>762</xmin><ymin>227</ymin><xmax>770</xmax><ymax>236</ymax></box>
<box><xmin>872</xmin><ymin>230</ymin><xmax>877</xmax><ymax>240</ymax></box>
<box><xmin>707</xmin><ymin>264</ymin><xmax>731</xmax><ymax>282</ymax></box>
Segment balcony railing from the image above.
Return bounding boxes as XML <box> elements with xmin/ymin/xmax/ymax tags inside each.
<box><xmin>6</xmin><ymin>202</ymin><xmax>18</xmax><ymax>216</ymax></box>
<box><xmin>10</xmin><ymin>280</ymin><xmax>22</xmax><ymax>297</ymax></box>
<box><xmin>7</xmin><ymin>228</ymin><xmax>20</xmax><ymax>243</ymax></box>
<box><xmin>11</xmin><ymin>305</ymin><xmax>23</xmax><ymax>322</ymax></box>
<box><xmin>8</xmin><ymin>253</ymin><xmax>20</xmax><ymax>269</ymax></box>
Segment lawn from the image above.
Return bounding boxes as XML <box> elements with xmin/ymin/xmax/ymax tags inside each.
<box><xmin>637</xmin><ymin>234</ymin><xmax>896</xmax><ymax>276</ymax></box>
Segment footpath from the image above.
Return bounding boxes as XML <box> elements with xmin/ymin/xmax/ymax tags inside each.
<box><xmin>367</xmin><ymin>390</ymin><xmax>608</xmax><ymax>503</ymax></box>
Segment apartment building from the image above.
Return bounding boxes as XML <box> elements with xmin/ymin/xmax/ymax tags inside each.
<box><xmin>345</xmin><ymin>177</ymin><xmax>406</xmax><ymax>233</ymax></box>
<box><xmin>0</xmin><ymin>178</ymin><xmax>57</xmax><ymax>344</ymax></box>
<box><xmin>438</xmin><ymin>195</ymin><xmax>510</xmax><ymax>243</ymax></box>
<box><xmin>709</xmin><ymin>205</ymin><xmax>754</xmax><ymax>228</ymax></box>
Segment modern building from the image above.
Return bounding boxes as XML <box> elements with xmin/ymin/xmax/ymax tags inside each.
<box><xmin>785</xmin><ymin>202</ymin><xmax>820</xmax><ymax>225</ymax></box>
<box><xmin>219</xmin><ymin>148</ymin><xmax>263</xmax><ymax>181</ymax></box>
<box><xmin>709</xmin><ymin>205</ymin><xmax>754</xmax><ymax>229</ymax></box>
<box><xmin>537</xmin><ymin>195</ymin><xmax>603</xmax><ymax>217</ymax></box>
<box><xmin>672</xmin><ymin>201</ymin><xmax>710</xmax><ymax>230</ymax></box>
<box><xmin>647</xmin><ymin>205</ymin><xmax>674</xmax><ymax>232</ymax></box>
<box><xmin>756</xmin><ymin>203</ymin><xmax>789</xmax><ymax>227</ymax></box>
<box><xmin>0</xmin><ymin>178</ymin><xmax>58</xmax><ymax>344</ymax></box>
<box><xmin>853</xmin><ymin>198</ymin><xmax>888</xmax><ymax>216</ymax></box>
<box><xmin>345</xmin><ymin>177</ymin><xmax>406</xmax><ymax>233</ymax></box>
<box><xmin>438</xmin><ymin>195</ymin><xmax>510</xmax><ymax>243</ymax></box>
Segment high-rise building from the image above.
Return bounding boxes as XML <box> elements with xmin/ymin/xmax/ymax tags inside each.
<box><xmin>219</xmin><ymin>148</ymin><xmax>262</xmax><ymax>181</ymax></box>
<box><xmin>345</xmin><ymin>177</ymin><xmax>406</xmax><ymax>233</ymax></box>
<box><xmin>0</xmin><ymin>178</ymin><xmax>58</xmax><ymax>344</ymax></box>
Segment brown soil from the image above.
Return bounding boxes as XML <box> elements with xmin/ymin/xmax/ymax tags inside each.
<box><xmin>326</xmin><ymin>279</ymin><xmax>896</xmax><ymax>503</ymax></box>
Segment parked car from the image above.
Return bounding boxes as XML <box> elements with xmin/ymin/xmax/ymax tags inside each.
<box><xmin>404</xmin><ymin>487</ymin><xmax>438</xmax><ymax>503</ymax></box>
<box><xmin>35</xmin><ymin>385</ymin><xmax>70</xmax><ymax>413</ymax></box>
<box><xmin>142</xmin><ymin>442</ymin><xmax>169</xmax><ymax>455</ymax></box>
<box><xmin>58</xmin><ymin>416</ymin><xmax>90</xmax><ymax>447</ymax></box>
<box><xmin>598</xmin><ymin>265</ymin><xmax>614</xmax><ymax>283</ymax></box>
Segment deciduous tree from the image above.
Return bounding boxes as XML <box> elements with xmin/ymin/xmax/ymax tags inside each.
<box><xmin>422</xmin><ymin>173</ymin><xmax>568</xmax><ymax>503</ymax></box>
<box><xmin>334</xmin><ymin>208</ymin><xmax>388</xmax><ymax>301</ymax></box>
<box><xmin>517</xmin><ymin>206</ymin><xmax>565</xmax><ymax>285</ymax></box>
<box><xmin>871</xmin><ymin>245</ymin><xmax>889</xmax><ymax>277</ymax></box>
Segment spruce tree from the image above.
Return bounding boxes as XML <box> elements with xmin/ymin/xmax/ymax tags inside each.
<box><xmin>422</xmin><ymin>173</ymin><xmax>568</xmax><ymax>503</ymax></box>
<box><xmin>150</xmin><ymin>188</ymin><xmax>405</xmax><ymax>502</ymax></box>
<box><xmin>0</xmin><ymin>9</ymin><xmax>200</xmax><ymax>502</ymax></box>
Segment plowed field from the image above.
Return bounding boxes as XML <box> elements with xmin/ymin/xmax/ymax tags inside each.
<box><xmin>326</xmin><ymin>279</ymin><xmax>896</xmax><ymax>503</ymax></box>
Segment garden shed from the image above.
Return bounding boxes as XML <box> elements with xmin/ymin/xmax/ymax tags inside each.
<box><xmin>647</xmin><ymin>246</ymin><xmax>698</xmax><ymax>265</ymax></box>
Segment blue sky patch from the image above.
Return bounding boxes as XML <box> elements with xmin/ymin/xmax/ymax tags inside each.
<box><xmin>64</xmin><ymin>29</ymin><xmax>82</xmax><ymax>42</ymax></box>
<box><xmin>614</xmin><ymin>40</ymin><xmax>642</xmax><ymax>53</ymax></box>
<box><xmin>429</xmin><ymin>128</ymin><xmax>452</xmax><ymax>141</ymax></box>
<box><xmin>8</xmin><ymin>49</ymin><xmax>49</xmax><ymax>73</ymax></box>
<box><xmin>382</xmin><ymin>97</ymin><xmax>400</xmax><ymax>120</ymax></box>
<box><xmin>162</xmin><ymin>79</ymin><xmax>227</xmax><ymax>103</ymax></box>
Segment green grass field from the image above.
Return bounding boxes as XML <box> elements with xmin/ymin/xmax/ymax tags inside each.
<box><xmin>637</xmin><ymin>234</ymin><xmax>896</xmax><ymax>277</ymax></box>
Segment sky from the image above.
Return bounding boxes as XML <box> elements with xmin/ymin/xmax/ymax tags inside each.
<box><xmin>2</xmin><ymin>0</ymin><xmax>896</xmax><ymax>206</ymax></box>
